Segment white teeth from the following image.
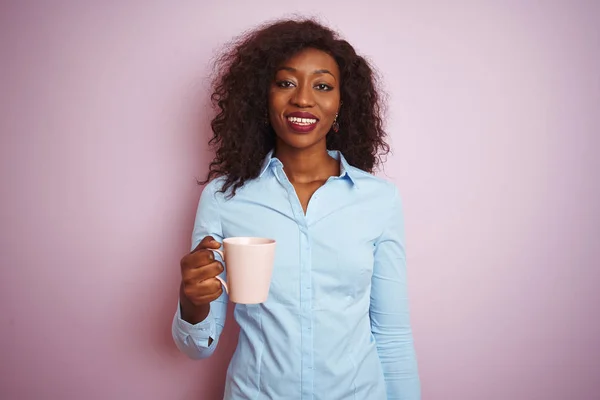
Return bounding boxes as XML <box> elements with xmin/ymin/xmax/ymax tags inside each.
<box><xmin>287</xmin><ymin>116</ymin><xmax>317</xmax><ymax>125</ymax></box>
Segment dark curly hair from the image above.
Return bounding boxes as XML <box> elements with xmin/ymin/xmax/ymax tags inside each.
<box><xmin>202</xmin><ymin>18</ymin><xmax>389</xmax><ymax>196</ymax></box>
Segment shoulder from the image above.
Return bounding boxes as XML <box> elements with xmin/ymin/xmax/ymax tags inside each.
<box><xmin>203</xmin><ymin>176</ymin><xmax>227</xmax><ymax>192</ymax></box>
<box><xmin>199</xmin><ymin>176</ymin><xmax>228</xmax><ymax>204</ymax></box>
<box><xmin>201</xmin><ymin>175</ymin><xmax>263</xmax><ymax>204</ymax></box>
<box><xmin>347</xmin><ymin>165</ymin><xmax>400</xmax><ymax>201</ymax></box>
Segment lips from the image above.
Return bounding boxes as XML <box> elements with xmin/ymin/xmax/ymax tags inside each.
<box><xmin>285</xmin><ymin>112</ymin><xmax>319</xmax><ymax>133</ymax></box>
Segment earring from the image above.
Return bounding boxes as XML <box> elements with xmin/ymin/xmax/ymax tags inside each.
<box><xmin>264</xmin><ymin>110</ymin><xmax>269</xmax><ymax>126</ymax></box>
<box><xmin>332</xmin><ymin>114</ymin><xmax>339</xmax><ymax>133</ymax></box>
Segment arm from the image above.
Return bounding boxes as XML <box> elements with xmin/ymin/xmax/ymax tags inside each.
<box><xmin>171</xmin><ymin>181</ymin><xmax>229</xmax><ymax>359</ymax></box>
<box><xmin>370</xmin><ymin>186</ymin><xmax>421</xmax><ymax>399</ymax></box>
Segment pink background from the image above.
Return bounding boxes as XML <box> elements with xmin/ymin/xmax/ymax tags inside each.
<box><xmin>1</xmin><ymin>1</ymin><xmax>599</xmax><ymax>399</ymax></box>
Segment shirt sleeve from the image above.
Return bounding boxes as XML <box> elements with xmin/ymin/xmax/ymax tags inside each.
<box><xmin>370</xmin><ymin>186</ymin><xmax>421</xmax><ymax>399</ymax></box>
<box><xmin>171</xmin><ymin>180</ymin><xmax>229</xmax><ymax>359</ymax></box>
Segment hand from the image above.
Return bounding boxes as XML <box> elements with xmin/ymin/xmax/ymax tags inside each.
<box><xmin>180</xmin><ymin>236</ymin><xmax>224</xmax><ymax>308</ymax></box>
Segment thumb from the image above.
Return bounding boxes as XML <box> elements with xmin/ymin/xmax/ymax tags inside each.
<box><xmin>191</xmin><ymin>235</ymin><xmax>221</xmax><ymax>253</ymax></box>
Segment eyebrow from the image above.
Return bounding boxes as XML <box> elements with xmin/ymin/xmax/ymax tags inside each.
<box><xmin>277</xmin><ymin>66</ymin><xmax>337</xmax><ymax>82</ymax></box>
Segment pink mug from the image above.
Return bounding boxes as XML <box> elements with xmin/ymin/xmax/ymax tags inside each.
<box><xmin>210</xmin><ymin>237</ymin><xmax>276</xmax><ymax>304</ymax></box>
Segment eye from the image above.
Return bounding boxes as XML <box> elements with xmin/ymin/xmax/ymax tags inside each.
<box><xmin>314</xmin><ymin>83</ymin><xmax>333</xmax><ymax>91</ymax></box>
<box><xmin>275</xmin><ymin>80</ymin><xmax>295</xmax><ymax>88</ymax></box>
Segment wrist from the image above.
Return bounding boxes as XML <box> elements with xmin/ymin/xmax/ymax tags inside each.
<box><xmin>179</xmin><ymin>283</ymin><xmax>210</xmax><ymax>324</ymax></box>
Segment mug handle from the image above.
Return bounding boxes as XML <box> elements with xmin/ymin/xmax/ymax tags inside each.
<box><xmin>210</xmin><ymin>249</ymin><xmax>228</xmax><ymax>294</ymax></box>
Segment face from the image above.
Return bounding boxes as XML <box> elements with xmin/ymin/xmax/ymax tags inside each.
<box><xmin>268</xmin><ymin>48</ymin><xmax>341</xmax><ymax>152</ymax></box>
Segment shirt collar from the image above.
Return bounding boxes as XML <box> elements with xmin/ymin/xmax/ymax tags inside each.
<box><xmin>258</xmin><ymin>149</ymin><xmax>358</xmax><ymax>187</ymax></box>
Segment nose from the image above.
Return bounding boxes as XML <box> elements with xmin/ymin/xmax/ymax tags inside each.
<box><xmin>291</xmin><ymin>81</ymin><xmax>315</xmax><ymax>108</ymax></box>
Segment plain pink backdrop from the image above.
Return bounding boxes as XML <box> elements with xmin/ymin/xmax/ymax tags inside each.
<box><xmin>1</xmin><ymin>1</ymin><xmax>599</xmax><ymax>399</ymax></box>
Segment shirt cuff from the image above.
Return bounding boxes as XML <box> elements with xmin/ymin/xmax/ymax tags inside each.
<box><xmin>174</xmin><ymin>301</ymin><xmax>216</xmax><ymax>349</ymax></box>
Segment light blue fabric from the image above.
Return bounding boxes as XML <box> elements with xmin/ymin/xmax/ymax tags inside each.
<box><xmin>172</xmin><ymin>150</ymin><xmax>420</xmax><ymax>399</ymax></box>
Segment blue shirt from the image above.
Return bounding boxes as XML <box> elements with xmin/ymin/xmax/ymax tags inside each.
<box><xmin>172</xmin><ymin>150</ymin><xmax>421</xmax><ymax>399</ymax></box>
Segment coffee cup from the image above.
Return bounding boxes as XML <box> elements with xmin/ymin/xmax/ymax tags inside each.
<box><xmin>210</xmin><ymin>237</ymin><xmax>276</xmax><ymax>304</ymax></box>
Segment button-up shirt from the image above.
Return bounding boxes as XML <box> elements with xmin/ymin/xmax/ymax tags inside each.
<box><xmin>172</xmin><ymin>150</ymin><xmax>421</xmax><ymax>399</ymax></box>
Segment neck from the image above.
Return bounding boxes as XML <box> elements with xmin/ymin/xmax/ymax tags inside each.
<box><xmin>274</xmin><ymin>143</ymin><xmax>339</xmax><ymax>184</ymax></box>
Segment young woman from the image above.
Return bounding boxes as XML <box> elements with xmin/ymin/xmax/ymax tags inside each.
<box><xmin>173</xmin><ymin>18</ymin><xmax>421</xmax><ymax>400</ymax></box>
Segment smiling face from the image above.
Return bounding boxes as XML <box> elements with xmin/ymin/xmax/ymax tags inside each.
<box><xmin>268</xmin><ymin>47</ymin><xmax>341</xmax><ymax>152</ymax></box>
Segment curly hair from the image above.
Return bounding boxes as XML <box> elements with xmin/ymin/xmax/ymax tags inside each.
<box><xmin>201</xmin><ymin>18</ymin><xmax>389</xmax><ymax>196</ymax></box>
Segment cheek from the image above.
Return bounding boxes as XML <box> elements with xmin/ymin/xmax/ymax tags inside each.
<box><xmin>268</xmin><ymin>90</ymin><xmax>286</xmax><ymax>111</ymax></box>
<box><xmin>321</xmin><ymin>93</ymin><xmax>341</xmax><ymax>115</ymax></box>
<box><xmin>268</xmin><ymin>95</ymin><xmax>287</xmax><ymax>133</ymax></box>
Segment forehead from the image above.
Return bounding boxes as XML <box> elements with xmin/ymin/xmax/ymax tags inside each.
<box><xmin>279</xmin><ymin>48</ymin><xmax>340</xmax><ymax>76</ymax></box>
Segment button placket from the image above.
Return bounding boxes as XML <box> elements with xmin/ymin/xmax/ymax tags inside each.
<box><xmin>276</xmin><ymin>166</ymin><xmax>315</xmax><ymax>399</ymax></box>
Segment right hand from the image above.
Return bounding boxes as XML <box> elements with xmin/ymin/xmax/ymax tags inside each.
<box><xmin>180</xmin><ymin>235</ymin><xmax>224</xmax><ymax>307</ymax></box>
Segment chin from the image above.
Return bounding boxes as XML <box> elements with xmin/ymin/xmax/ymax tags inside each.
<box><xmin>275</xmin><ymin>125</ymin><xmax>329</xmax><ymax>149</ymax></box>
<box><xmin>276</xmin><ymin>133</ymin><xmax>328</xmax><ymax>151</ymax></box>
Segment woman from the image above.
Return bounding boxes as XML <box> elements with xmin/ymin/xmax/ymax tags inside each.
<box><xmin>172</xmin><ymin>18</ymin><xmax>421</xmax><ymax>400</ymax></box>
